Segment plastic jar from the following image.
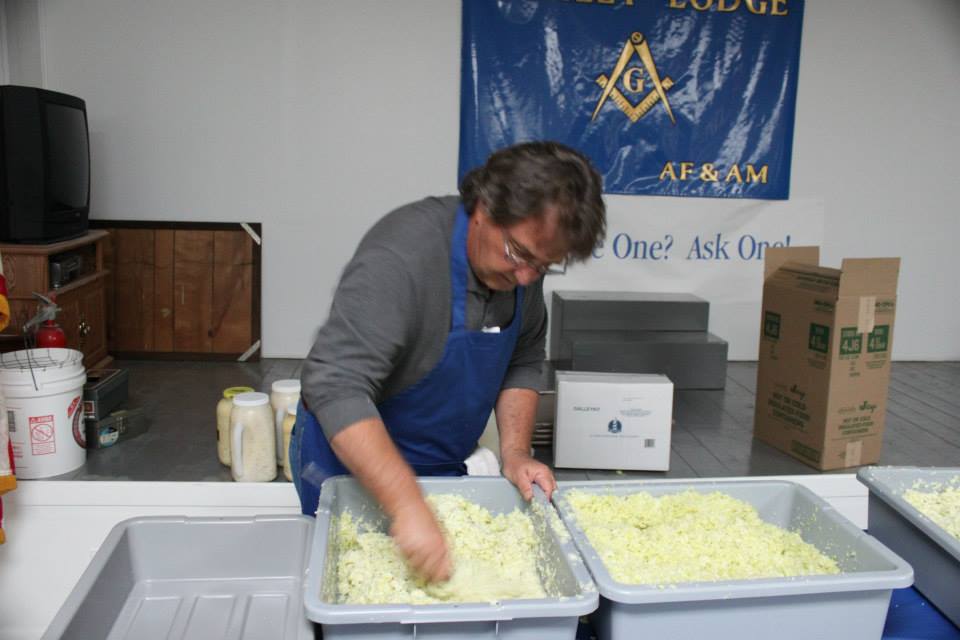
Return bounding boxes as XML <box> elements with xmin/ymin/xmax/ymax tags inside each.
<box><xmin>229</xmin><ymin>392</ymin><xmax>277</xmax><ymax>482</ymax></box>
<box><xmin>270</xmin><ymin>379</ymin><xmax>301</xmax><ymax>465</ymax></box>
<box><xmin>281</xmin><ymin>403</ymin><xmax>297</xmax><ymax>482</ymax></box>
<box><xmin>216</xmin><ymin>386</ymin><xmax>254</xmax><ymax>466</ymax></box>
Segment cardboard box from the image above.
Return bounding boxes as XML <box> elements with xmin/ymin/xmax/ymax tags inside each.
<box><xmin>554</xmin><ymin>371</ymin><xmax>673</xmax><ymax>471</ymax></box>
<box><xmin>753</xmin><ymin>247</ymin><xmax>900</xmax><ymax>471</ymax></box>
<box><xmin>85</xmin><ymin>407</ymin><xmax>147</xmax><ymax>449</ymax></box>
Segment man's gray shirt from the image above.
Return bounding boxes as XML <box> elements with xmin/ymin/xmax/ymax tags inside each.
<box><xmin>301</xmin><ymin>196</ymin><xmax>547</xmax><ymax>440</ymax></box>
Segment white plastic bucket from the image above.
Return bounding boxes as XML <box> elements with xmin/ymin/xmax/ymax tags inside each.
<box><xmin>0</xmin><ymin>349</ymin><xmax>87</xmax><ymax>479</ymax></box>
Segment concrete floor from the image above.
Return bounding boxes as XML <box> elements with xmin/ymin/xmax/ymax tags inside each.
<box><xmin>50</xmin><ymin>359</ymin><xmax>960</xmax><ymax>482</ymax></box>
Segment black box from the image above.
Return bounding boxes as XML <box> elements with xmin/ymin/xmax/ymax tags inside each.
<box><xmin>570</xmin><ymin>332</ymin><xmax>729</xmax><ymax>390</ymax></box>
<box><xmin>83</xmin><ymin>369</ymin><xmax>129</xmax><ymax>420</ymax></box>
<box><xmin>85</xmin><ymin>407</ymin><xmax>148</xmax><ymax>449</ymax></box>
<box><xmin>549</xmin><ymin>291</ymin><xmax>710</xmax><ymax>360</ymax></box>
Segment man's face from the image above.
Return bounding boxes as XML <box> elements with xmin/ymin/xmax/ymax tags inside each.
<box><xmin>468</xmin><ymin>205</ymin><xmax>568</xmax><ymax>291</ymax></box>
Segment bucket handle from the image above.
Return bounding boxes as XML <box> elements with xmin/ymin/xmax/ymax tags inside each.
<box><xmin>232</xmin><ymin>420</ymin><xmax>245</xmax><ymax>479</ymax></box>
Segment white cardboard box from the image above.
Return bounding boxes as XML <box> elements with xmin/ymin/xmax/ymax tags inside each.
<box><xmin>553</xmin><ymin>371</ymin><xmax>673</xmax><ymax>471</ymax></box>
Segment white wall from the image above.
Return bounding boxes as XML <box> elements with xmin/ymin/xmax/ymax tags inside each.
<box><xmin>0</xmin><ymin>0</ymin><xmax>43</xmax><ymax>86</ymax></box>
<box><xmin>3</xmin><ymin>0</ymin><xmax>958</xmax><ymax>359</ymax></box>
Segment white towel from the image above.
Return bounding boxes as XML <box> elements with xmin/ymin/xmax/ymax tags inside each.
<box><xmin>465</xmin><ymin>446</ymin><xmax>501</xmax><ymax>476</ymax></box>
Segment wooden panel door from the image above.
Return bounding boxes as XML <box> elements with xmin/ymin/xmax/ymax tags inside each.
<box><xmin>173</xmin><ymin>230</ymin><xmax>215</xmax><ymax>353</ymax></box>
<box><xmin>111</xmin><ymin>228</ymin><xmax>156</xmax><ymax>352</ymax></box>
<box><xmin>212</xmin><ymin>230</ymin><xmax>254</xmax><ymax>353</ymax></box>
<box><xmin>95</xmin><ymin>222</ymin><xmax>260</xmax><ymax>359</ymax></box>
<box><xmin>154</xmin><ymin>230</ymin><xmax>176</xmax><ymax>351</ymax></box>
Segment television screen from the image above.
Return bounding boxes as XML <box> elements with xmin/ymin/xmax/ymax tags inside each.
<box><xmin>0</xmin><ymin>85</ymin><xmax>90</xmax><ymax>243</ymax></box>
<box><xmin>45</xmin><ymin>103</ymin><xmax>90</xmax><ymax>212</ymax></box>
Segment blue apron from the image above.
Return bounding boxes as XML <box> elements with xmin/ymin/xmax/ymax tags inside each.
<box><xmin>291</xmin><ymin>206</ymin><xmax>524</xmax><ymax>515</ymax></box>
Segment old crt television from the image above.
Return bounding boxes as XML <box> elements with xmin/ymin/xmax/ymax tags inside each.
<box><xmin>0</xmin><ymin>85</ymin><xmax>90</xmax><ymax>243</ymax></box>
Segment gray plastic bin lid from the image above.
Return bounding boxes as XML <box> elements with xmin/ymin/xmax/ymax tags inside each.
<box><xmin>42</xmin><ymin>515</ymin><xmax>315</xmax><ymax>640</ymax></box>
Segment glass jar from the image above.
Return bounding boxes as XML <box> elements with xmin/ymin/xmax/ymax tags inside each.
<box><xmin>281</xmin><ymin>403</ymin><xmax>297</xmax><ymax>482</ymax></box>
<box><xmin>229</xmin><ymin>392</ymin><xmax>277</xmax><ymax>482</ymax></box>
<box><xmin>270</xmin><ymin>379</ymin><xmax>301</xmax><ymax>465</ymax></box>
<box><xmin>216</xmin><ymin>386</ymin><xmax>254</xmax><ymax>466</ymax></box>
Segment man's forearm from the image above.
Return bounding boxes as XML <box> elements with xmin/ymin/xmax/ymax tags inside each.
<box><xmin>495</xmin><ymin>387</ymin><xmax>538</xmax><ymax>459</ymax></box>
<box><xmin>329</xmin><ymin>417</ymin><xmax>423</xmax><ymax>520</ymax></box>
<box><xmin>495</xmin><ymin>387</ymin><xmax>557</xmax><ymax>500</ymax></box>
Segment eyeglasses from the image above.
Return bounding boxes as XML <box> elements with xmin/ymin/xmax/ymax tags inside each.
<box><xmin>502</xmin><ymin>229</ymin><xmax>567</xmax><ymax>275</ymax></box>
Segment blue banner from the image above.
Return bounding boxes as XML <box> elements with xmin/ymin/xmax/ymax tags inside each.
<box><xmin>459</xmin><ymin>0</ymin><xmax>804</xmax><ymax>200</ymax></box>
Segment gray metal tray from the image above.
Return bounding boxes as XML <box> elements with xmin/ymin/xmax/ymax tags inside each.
<box><xmin>553</xmin><ymin>479</ymin><xmax>913</xmax><ymax>640</ymax></box>
<box><xmin>857</xmin><ymin>465</ymin><xmax>960</xmax><ymax>626</ymax></box>
<box><xmin>303</xmin><ymin>476</ymin><xmax>598</xmax><ymax>639</ymax></box>
<box><xmin>42</xmin><ymin>515</ymin><xmax>315</xmax><ymax>640</ymax></box>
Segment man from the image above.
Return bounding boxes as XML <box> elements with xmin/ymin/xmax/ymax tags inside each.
<box><xmin>292</xmin><ymin>141</ymin><xmax>606</xmax><ymax>582</ymax></box>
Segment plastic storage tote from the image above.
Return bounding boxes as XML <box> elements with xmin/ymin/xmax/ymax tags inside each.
<box><xmin>303</xmin><ymin>476</ymin><xmax>598</xmax><ymax>639</ymax></box>
<box><xmin>42</xmin><ymin>515</ymin><xmax>315</xmax><ymax>640</ymax></box>
<box><xmin>857</xmin><ymin>465</ymin><xmax>960</xmax><ymax>627</ymax></box>
<box><xmin>552</xmin><ymin>479</ymin><xmax>913</xmax><ymax>640</ymax></box>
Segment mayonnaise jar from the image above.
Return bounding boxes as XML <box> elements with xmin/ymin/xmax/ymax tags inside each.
<box><xmin>216</xmin><ymin>386</ymin><xmax>254</xmax><ymax>466</ymax></box>
<box><xmin>230</xmin><ymin>392</ymin><xmax>277</xmax><ymax>482</ymax></box>
<box><xmin>270</xmin><ymin>379</ymin><xmax>301</xmax><ymax>465</ymax></box>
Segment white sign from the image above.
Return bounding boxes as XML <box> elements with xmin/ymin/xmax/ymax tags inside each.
<box><xmin>545</xmin><ymin>197</ymin><xmax>826</xmax><ymax>360</ymax></box>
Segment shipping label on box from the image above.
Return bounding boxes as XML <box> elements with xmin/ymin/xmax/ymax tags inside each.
<box><xmin>754</xmin><ymin>247</ymin><xmax>899</xmax><ymax>471</ymax></box>
<box><xmin>554</xmin><ymin>371</ymin><xmax>673</xmax><ymax>471</ymax></box>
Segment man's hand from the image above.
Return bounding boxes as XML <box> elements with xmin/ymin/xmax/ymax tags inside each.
<box><xmin>502</xmin><ymin>450</ymin><xmax>557</xmax><ymax>501</ymax></box>
<box><xmin>329</xmin><ymin>418</ymin><xmax>451</xmax><ymax>583</ymax></box>
<box><xmin>390</xmin><ymin>497</ymin><xmax>452</xmax><ymax>583</ymax></box>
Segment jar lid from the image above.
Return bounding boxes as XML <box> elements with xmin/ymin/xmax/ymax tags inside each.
<box><xmin>272</xmin><ymin>379</ymin><xmax>301</xmax><ymax>394</ymax></box>
<box><xmin>286</xmin><ymin>403</ymin><xmax>298</xmax><ymax>415</ymax></box>
<box><xmin>223</xmin><ymin>386</ymin><xmax>255</xmax><ymax>400</ymax></box>
<box><xmin>231</xmin><ymin>391</ymin><xmax>270</xmax><ymax>407</ymax></box>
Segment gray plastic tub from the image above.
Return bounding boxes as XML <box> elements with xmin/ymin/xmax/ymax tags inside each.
<box><xmin>304</xmin><ymin>476</ymin><xmax>598</xmax><ymax>639</ymax></box>
<box><xmin>857</xmin><ymin>465</ymin><xmax>960</xmax><ymax>626</ymax></box>
<box><xmin>42</xmin><ymin>515</ymin><xmax>315</xmax><ymax>640</ymax></box>
<box><xmin>552</xmin><ymin>479</ymin><xmax>913</xmax><ymax>640</ymax></box>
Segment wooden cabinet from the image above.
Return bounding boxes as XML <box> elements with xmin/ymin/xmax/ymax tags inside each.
<box><xmin>55</xmin><ymin>277</ymin><xmax>107</xmax><ymax>364</ymax></box>
<box><xmin>0</xmin><ymin>230</ymin><xmax>111</xmax><ymax>368</ymax></box>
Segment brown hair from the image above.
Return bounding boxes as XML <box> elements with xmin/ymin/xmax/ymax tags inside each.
<box><xmin>459</xmin><ymin>141</ymin><xmax>606</xmax><ymax>262</ymax></box>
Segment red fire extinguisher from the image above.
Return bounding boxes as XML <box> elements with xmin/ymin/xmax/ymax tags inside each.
<box><xmin>23</xmin><ymin>293</ymin><xmax>67</xmax><ymax>348</ymax></box>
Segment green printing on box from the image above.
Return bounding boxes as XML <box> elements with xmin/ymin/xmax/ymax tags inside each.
<box><xmin>840</xmin><ymin>327</ymin><xmax>863</xmax><ymax>356</ymax></box>
<box><xmin>763</xmin><ymin>311</ymin><xmax>781</xmax><ymax>339</ymax></box>
<box><xmin>791</xmin><ymin>440</ymin><xmax>822</xmax><ymax>463</ymax></box>
<box><xmin>808</xmin><ymin>323</ymin><xmax>830</xmax><ymax>354</ymax></box>
<box><xmin>868</xmin><ymin>325</ymin><xmax>890</xmax><ymax>353</ymax></box>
